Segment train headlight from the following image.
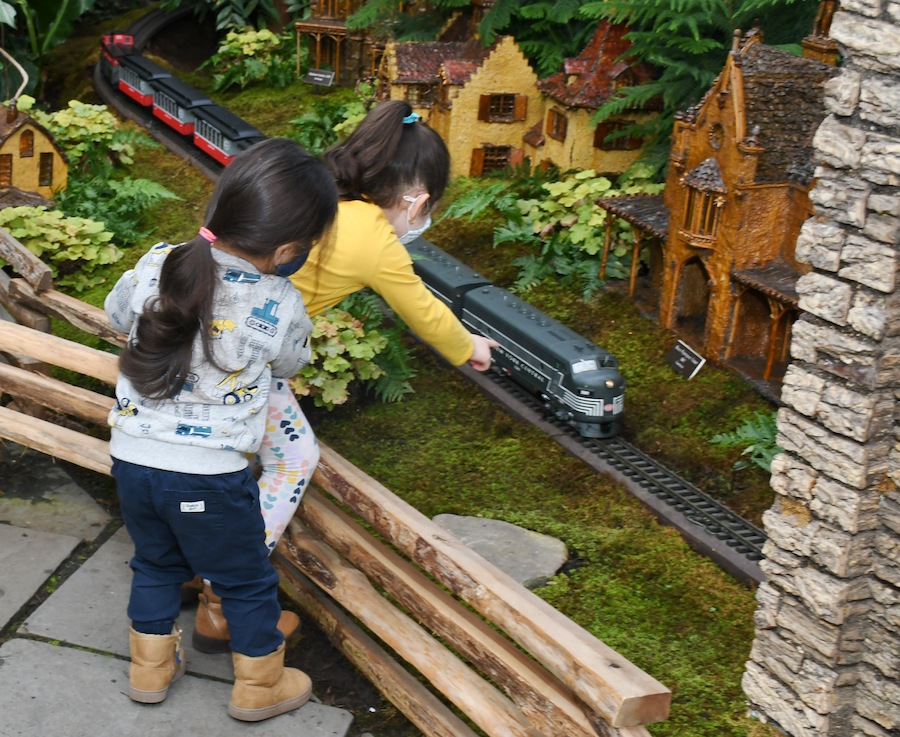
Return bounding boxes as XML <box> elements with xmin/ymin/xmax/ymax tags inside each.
<box><xmin>604</xmin><ymin>379</ymin><xmax>616</xmax><ymax>389</ymax></box>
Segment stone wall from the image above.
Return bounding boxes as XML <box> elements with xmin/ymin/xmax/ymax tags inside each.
<box><xmin>741</xmin><ymin>6</ymin><xmax>900</xmax><ymax>737</ymax></box>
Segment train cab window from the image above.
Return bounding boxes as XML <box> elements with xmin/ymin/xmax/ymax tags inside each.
<box><xmin>571</xmin><ymin>358</ymin><xmax>599</xmax><ymax>374</ymax></box>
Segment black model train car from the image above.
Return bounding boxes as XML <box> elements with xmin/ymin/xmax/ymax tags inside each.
<box><xmin>408</xmin><ymin>239</ymin><xmax>625</xmax><ymax>438</ymax></box>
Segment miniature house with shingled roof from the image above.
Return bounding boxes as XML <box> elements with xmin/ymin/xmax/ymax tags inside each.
<box><xmin>530</xmin><ymin>21</ymin><xmax>658</xmax><ymax>175</ymax></box>
<box><xmin>0</xmin><ymin>105</ymin><xmax>67</xmax><ymax>201</ymax></box>
<box><xmin>379</xmin><ymin>35</ymin><xmax>543</xmax><ymax>179</ymax></box>
<box><xmin>598</xmin><ymin>27</ymin><xmax>837</xmax><ymax>397</ymax></box>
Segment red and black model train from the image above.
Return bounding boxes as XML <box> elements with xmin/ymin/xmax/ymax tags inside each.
<box><xmin>101</xmin><ymin>32</ymin><xmax>266</xmax><ymax>165</ymax></box>
<box><xmin>99</xmin><ymin>32</ymin><xmax>626</xmax><ymax>439</ymax></box>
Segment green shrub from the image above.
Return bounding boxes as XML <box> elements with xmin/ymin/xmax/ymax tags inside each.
<box><xmin>291</xmin><ymin>304</ymin><xmax>414</xmax><ymax>409</ymax></box>
<box><xmin>201</xmin><ymin>28</ymin><xmax>295</xmax><ymax>91</ymax></box>
<box><xmin>0</xmin><ymin>206</ymin><xmax>122</xmax><ymax>292</ymax></box>
<box><xmin>711</xmin><ymin>411</ymin><xmax>781</xmax><ymax>473</ymax></box>
<box><xmin>442</xmin><ymin>164</ymin><xmax>663</xmax><ymax>298</ymax></box>
<box><xmin>21</xmin><ymin>96</ymin><xmax>144</xmax><ymax>165</ymax></box>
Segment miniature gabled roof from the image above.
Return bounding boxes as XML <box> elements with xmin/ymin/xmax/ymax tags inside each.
<box><xmin>0</xmin><ymin>106</ymin><xmax>65</xmax><ymax>160</ymax></box>
<box><xmin>393</xmin><ymin>40</ymin><xmax>490</xmax><ymax>85</ymax></box>
<box><xmin>736</xmin><ymin>34</ymin><xmax>837</xmax><ymax>183</ymax></box>
<box><xmin>537</xmin><ymin>21</ymin><xmax>656</xmax><ymax>110</ymax></box>
<box><xmin>683</xmin><ymin>157</ymin><xmax>727</xmax><ymax>193</ymax></box>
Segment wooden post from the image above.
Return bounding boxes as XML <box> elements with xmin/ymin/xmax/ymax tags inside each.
<box><xmin>629</xmin><ymin>227</ymin><xmax>642</xmax><ymax>298</ymax></box>
<box><xmin>600</xmin><ymin>217</ymin><xmax>612</xmax><ymax>280</ymax></box>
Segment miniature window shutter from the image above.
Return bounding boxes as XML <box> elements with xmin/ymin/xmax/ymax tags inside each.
<box><xmin>470</xmin><ymin>147</ymin><xmax>485</xmax><ymax>176</ymax></box>
<box><xmin>509</xmin><ymin>148</ymin><xmax>525</xmax><ymax>167</ymax></box>
<box><xmin>477</xmin><ymin>95</ymin><xmax>490</xmax><ymax>122</ymax></box>
<box><xmin>0</xmin><ymin>154</ymin><xmax>11</xmax><ymax>186</ymax></box>
<box><xmin>39</xmin><ymin>153</ymin><xmax>53</xmax><ymax>187</ymax></box>
<box><xmin>514</xmin><ymin>95</ymin><xmax>527</xmax><ymax>121</ymax></box>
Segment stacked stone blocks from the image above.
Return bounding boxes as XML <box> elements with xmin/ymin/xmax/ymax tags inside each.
<box><xmin>742</xmin><ymin>5</ymin><xmax>899</xmax><ymax>737</ymax></box>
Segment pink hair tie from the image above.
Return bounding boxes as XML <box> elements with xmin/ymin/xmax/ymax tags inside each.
<box><xmin>198</xmin><ymin>227</ymin><xmax>217</xmax><ymax>243</ymax></box>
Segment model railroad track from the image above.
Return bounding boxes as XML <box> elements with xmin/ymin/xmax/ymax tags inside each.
<box><xmin>92</xmin><ymin>15</ymin><xmax>767</xmax><ymax>585</ymax></box>
<box><xmin>463</xmin><ymin>366</ymin><xmax>767</xmax><ymax>585</ymax></box>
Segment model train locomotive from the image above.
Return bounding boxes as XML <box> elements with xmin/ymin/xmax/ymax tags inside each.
<box><xmin>406</xmin><ymin>240</ymin><xmax>624</xmax><ymax>438</ymax></box>
<box><xmin>98</xmin><ymin>33</ymin><xmax>625</xmax><ymax>438</ymax></box>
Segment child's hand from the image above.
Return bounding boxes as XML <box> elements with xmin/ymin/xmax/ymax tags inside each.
<box><xmin>467</xmin><ymin>334</ymin><xmax>499</xmax><ymax>371</ymax></box>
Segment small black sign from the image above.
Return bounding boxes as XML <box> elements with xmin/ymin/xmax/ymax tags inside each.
<box><xmin>665</xmin><ymin>339</ymin><xmax>706</xmax><ymax>380</ymax></box>
<box><xmin>304</xmin><ymin>69</ymin><xmax>335</xmax><ymax>87</ymax></box>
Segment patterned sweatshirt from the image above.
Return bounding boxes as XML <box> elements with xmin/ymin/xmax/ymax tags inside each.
<box><xmin>105</xmin><ymin>242</ymin><xmax>313</xmax><ymax>474</ymax></box>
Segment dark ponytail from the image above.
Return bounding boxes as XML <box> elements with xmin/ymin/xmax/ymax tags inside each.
<box><xmin>323</xmin><ymin>100</ymin><xmax>450</xmax><ymax>207</ymax></box>
<box><xmin>120</xmin><ymin>138</ymin><xmax>338</xmax><ymax>399</ymax></box>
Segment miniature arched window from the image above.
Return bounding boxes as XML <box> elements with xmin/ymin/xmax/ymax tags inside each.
<box><xmin>679</xmin><ymin>158</ymin><xmax>726</xmax><ymax>247</ymax></box>
<box><xmin>20</xmin><ymin>130</ymin><xmax>34</xmax><ymax>158</ymax></box>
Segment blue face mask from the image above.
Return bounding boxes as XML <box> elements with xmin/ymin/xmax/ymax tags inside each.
<box><xmin>398</xmin><ymin>194</ymin><xmax>432</xmax><ymax>245</ymax></box>
<box><xmin>274</xmin><ymin>250</ymin><xmax>309</xmax><ymax>278</ymax></box>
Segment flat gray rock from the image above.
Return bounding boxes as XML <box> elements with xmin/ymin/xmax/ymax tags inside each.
<box><xmin>0</xmin><ymin>524</ymin><xmax>80</xmax><ymax>629</ymax></box>
<box><xmin>433</xmin><ymin>514</ymin><xmax>568</xmax><ymax>588</ymax></box>
<box><xmin>0</xmin><ymin>638</ymin><xmax>353</xmax><ymax>737</ymax></box>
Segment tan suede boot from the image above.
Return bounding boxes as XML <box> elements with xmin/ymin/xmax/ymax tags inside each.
<box><xmin>228</xmin><ymin>642</ymin><xmax>311</xmax><ymax>721</ymax></box>
<box><xmin>128</xmin><ymin>625</ymin><xmax>186</xmax><ymax>704</ymax></box>
<box><xmin>193</xmin><ymin>584</ymin><xmax>301</xmax><ymax>654</ymax></box>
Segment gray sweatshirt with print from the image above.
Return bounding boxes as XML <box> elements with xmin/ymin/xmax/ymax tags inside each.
<box><xmin>104</xmin><ymin>242</ymin><xmax>312</xmax><ymax>474</ymax></box>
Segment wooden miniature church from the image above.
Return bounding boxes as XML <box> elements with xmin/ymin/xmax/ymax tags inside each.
<box><xmin>598</xmin><ymin>25</ymin><xmax>838</xmax><ymax>397</ymax></box>
<box><xmin>0</xmin><ymin>104</ymin><xmax>67</xmax><ymax>200</ymax></box>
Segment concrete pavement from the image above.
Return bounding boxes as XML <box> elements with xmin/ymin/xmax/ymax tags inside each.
<box><xmin>0</xmin><ymin>442</ymin><xmax>354</xmax><ymax>737</ymax></box>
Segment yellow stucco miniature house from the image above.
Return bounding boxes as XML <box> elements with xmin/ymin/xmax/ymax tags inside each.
<box><xmin>0</xmin><ymin>105</ymin><xmax>67</xmax><ymax>200</ymax></box>
<box><xmin>530</xmin><ymin>21</ymin><xmax>658</xmax><ymax>175</ymax></box>
<box><xmin>379</xmin><ymin>35</ymin><xmax>542</xmax><ymax>179</ymax></box>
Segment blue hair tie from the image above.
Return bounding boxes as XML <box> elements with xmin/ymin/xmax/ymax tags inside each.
<box><xmin>403</xmin><ymin>112</ymin><xmax>420</xmax><ymax>124</ymax></box>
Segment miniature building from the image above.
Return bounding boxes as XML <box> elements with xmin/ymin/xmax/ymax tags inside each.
<box><xmin>532</xmin><ymin>21</ymin><xmax>659</xmax><ymax>175</ymax></box>
<box><xmin>380</xmin><ymin>36</ymin><xmax>542</xmax><ymax>179</ymax></box>
<box><xmin>0</xmin><ymin>106</ymin><xmax>67</xmax><ymax>200</ymax></box>
<box><xmin>294</xmin><ymin>0</ymin><xmax>384</xmax><ymax>85</ymax></box>
<box><xmin>598</xmin><ymin>28</ymin><xmax>837</xmax><ymax>398</ymax></box>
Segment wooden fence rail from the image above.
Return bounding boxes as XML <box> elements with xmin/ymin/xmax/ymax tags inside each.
<box><xmin>0</xmin><ymin>228</ymin><xmax>670</xmax><ymax>737</ymax></box>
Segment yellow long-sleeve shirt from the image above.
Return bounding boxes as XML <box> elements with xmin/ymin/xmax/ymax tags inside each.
<box><xmin>291</xmin><ymin>199</ymin><xmax>474</xmax><ymax>366</ymax></box>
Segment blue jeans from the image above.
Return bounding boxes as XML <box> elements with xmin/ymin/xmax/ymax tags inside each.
<box><xmin>112</xmin><ymin>459</ymin><xmax>283</xmax><ymax>656</ymax></box>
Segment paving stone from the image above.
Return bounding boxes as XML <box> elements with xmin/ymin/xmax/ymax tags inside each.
<box><xmin>21</xmin><ymin>527</ymin><xmax>234</xmax><ymax>681</ymax></box>
<box><xmin>0</xmin><ymin>638</ymin><xmax>353</xmax><ymax>737</ymax></box>
<box><xmin>0</xmin><ymin>524</ymin><xmax>79</xmax><ymax>630</ymax></box>
<box><xmin>0</xmin><ymin>445</ymin><xmax>110</xmax><ymax>541</ymax></box>
<box><xmin>433</xmin><ymin>513</ymin><xmax>569</xmax><ymax>588</ymax></box>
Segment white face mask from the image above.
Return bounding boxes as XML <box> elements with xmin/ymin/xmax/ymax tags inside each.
<box><xmin>398</xmin><ymin>194</ymin><xmax>432</xmax><ymax>245</ymax></box>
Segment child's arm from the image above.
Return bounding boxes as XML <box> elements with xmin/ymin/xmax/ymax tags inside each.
<box><xmin>367</xmin><ymin>242</ymin><xmax>475</xmax><ymax>366</ymax></box>
<box><xmin>269</xmin><ymin>293</ymin><xmax>313</xmax><ymax>379</ymax></box>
